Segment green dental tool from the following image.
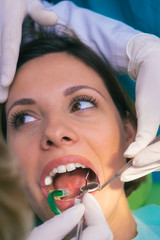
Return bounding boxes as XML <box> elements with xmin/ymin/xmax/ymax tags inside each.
<box><xmin>48</xmin><ymin>189</ymin><xmax>68</xmax><ymax>215</ymax></box>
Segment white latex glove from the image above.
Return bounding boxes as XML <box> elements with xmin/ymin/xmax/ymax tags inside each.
<box><xmin>121</xmin><ymin>33</ymin><xmax>160</xmax><ymax>181</ymax></box>
<box><xmin>0</xmin><ymin>0</ymin><xmax>57</xmax><ymax>103</ymax></box>
<box><xmin>79</xmin><ymin>192</ymin><xmax>113</xmax><ymax>240</ymax></box>
<box><xmin>27</xmin><ymin>204</ymin><xmax>85</xmax><ymax>240</ymax></box>
<box><xmin>27</xmin><ymin>193</ymin><xmax>113</xmax><ymax>240</ymax></box>
<box><xmin>121</xmin><ymin>139</ymin><xmax>160</xmax><ymax>181</ymax></box>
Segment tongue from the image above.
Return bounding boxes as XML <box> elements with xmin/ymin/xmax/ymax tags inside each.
<box><xmin>53</xmin><ymin>168</ymin><xmax>89</xmax><ymax>199</ymax></box>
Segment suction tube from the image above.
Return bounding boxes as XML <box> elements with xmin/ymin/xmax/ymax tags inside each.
<box><xmin>48</xmin><ymin>189</ymin><xmax>68</xmax><ymax>215</ymax></box>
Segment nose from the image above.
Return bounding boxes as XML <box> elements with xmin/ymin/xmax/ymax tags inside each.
<box><xmin>40</xmin><ymin>117</ymin><xmax>79</xmax><ymax>150</ymax></box>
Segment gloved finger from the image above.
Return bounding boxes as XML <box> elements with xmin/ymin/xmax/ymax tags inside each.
<box><xmin>82</xmin><ymin>192</ymin><xmax>105</xmax><ymax>224</ymax></box>
<box><xmin>122</xmin><ymin>139</ymin><xmax>160</xmax><ymax>181</ymax></box>
<box><xmin>0</xmin><ymin>21</ymin><xmax>22</xmax><ymax>88</ymax></box>
<box><xmin>27</xmin><ymin>203</ymin><xmax>85</xmax><ymax>240</ymax></box>
<box><xmin>28</xmin><ymin>0</ymin><xmax>57</xmax><ymax>26</ymax></box>
<box><xmin>124</xmin><ymin>119</ymin><xmax>159</xmax><ymax>158</ymax></box>
<box><xmin>0</xmin><ymin>86</ymin><xmax>8</xmax><ymax>103</ymax></box>
<box><xmin>80</xmin><ymin>193</ymin><xmax>113</xmax><ymax>240</ymax></box>
<box><xmin>132</xmin><ymin>141</ymin><xmax>160</xmax><ymax>167</ymax></box>
<box><xmin>120</xmin><ymin>162</ymin><xmax>160</xmax><ymax>182</ymax></box>
<box><xmin>125</xmin><ymin>56</ymin><xmax>160</xmax><ymax>158</ymax></box>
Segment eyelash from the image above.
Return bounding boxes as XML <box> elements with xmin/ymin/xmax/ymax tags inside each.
<box><xmin>70</xmin><ymin>95</ymin><xmax>98</xmax><ymax>111</ymax></box>
<box><xmin>9</xmin><ymin>110</ymin><xmax>30</xmax><ymax>129</ymax></box>
<box><xmin>9</xmin><ymin>95</ymin><xmax>98</xmax><ymax>129</ymax></box>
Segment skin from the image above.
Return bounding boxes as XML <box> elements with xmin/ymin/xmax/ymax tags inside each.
<box><xmin>6</xmin><ymin>52</ymin><xmax>137</xmax><ymax>239</ymax></box>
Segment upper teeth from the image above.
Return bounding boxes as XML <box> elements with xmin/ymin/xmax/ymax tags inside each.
<box><xmin>44</xmin><ymin>163</ymin><xmax>86</xmax><ymax>186</ymax></box>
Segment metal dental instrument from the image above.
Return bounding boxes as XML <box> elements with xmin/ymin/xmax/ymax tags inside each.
<box><xmin>80</xmin><ymin>159</ymin><xmax>133</xmax><ymax>193</ymax></box>
<box><xmin>76</xmin><ymin>169</ymin><xmax>90</xmax><ymax>240</ymax></box>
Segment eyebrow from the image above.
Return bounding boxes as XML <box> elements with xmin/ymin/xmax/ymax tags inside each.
<box><xmin>7</xmin><ymin>98</ymin><xmax>36</xmax><ymax>117</ymax></box>
<box><xmin>63</xmin><ymin>85</ymin><xmax>105</xmax><ymax>98</ymax></box>
<box><xmin>7</xmin><ymin>85</ymin><xmax>105</xmax><ymax>116</ymax></box>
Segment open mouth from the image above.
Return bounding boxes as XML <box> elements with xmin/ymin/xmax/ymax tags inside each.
<box><xmin>41</xmin><ymin>160</ymin><xmax>99</xmax><ymax>210</ymax></box>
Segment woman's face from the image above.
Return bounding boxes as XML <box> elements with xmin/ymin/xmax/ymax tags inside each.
<box><xmin>6</xmin><ymin>53</ymin><xmax>135</xmax><ymax>221</ymax></box>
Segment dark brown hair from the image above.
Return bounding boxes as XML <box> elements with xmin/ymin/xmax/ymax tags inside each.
<box><xmin>1</xmin><ymin>18</ymin><xmax>145</xmax><ymax>196</ymax></box>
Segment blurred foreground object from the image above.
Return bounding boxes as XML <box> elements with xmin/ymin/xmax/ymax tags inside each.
<box><xmin>0</xmin><ymin>137</ymin><xmax>33</xmax><ymax>240</ymax></box>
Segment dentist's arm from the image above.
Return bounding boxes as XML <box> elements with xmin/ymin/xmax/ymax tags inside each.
<box><xmin>0</xmin><ymin>0</ymin><xmax>57</xmax><ymax>102</ymax></box>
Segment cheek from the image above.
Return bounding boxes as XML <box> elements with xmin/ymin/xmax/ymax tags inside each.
<box><xmin>94</xmin><ymin>116</ymin><xmax>126</xmax><ymax>177</ymax></box>
<box><xmin>87</xmin><ymin>115</ymin><xmax>126</xmax><ymax>159</ymax></box>
<box><xmin>7</xmin><ymin>134</ymin><xmax>39</xmax><ymax>176</ymax></box>
<box><xmin>7</xmin><ymin>135</ymin><xmax>46</xmax><ymax>209</ymax></box>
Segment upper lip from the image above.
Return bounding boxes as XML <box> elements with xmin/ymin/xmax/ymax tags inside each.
<box><xmin>40</xmin><ymin>155</ymin><xmax>100</xmax><ymax>194</ymax></box>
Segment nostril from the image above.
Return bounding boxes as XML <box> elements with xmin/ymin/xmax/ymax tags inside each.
<box><xmin>62</xmin><ymin>136</ymin><xmax>71</xmax><ymax>141</ymax></box>
<box><xmin>47</xmin><ymin>140</ymin><xmax>53</xmax><ymax>146</ymax></box>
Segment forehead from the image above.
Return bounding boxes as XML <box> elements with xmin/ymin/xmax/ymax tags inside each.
<box><xmin>14</xmin><ymin>52</ymin><xmax>105</xmax><ymax>84</ymax></box>
<box><xmin>7</xmin><ymin>52</ymin><xmax>110</xmax><ymax>107</ymax></box>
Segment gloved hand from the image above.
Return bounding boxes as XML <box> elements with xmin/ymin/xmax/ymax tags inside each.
<box><xmin>27</xmin><ymin>193</ymin><xmax>113</xmax><ymax>240</ymax></box>
<box><xmin>0</xmin><ymin>0</ymin><xmax>57</xmax><ymax>102</ymax></box>
<box><xmin>79</xmin><ymin>192</ymin><xmax>113</xmax><ymax>240</ymax></box>
<box><xmin>27</xmin><ymin>204</ymin><xmax>85</xmax><ymax>240</ymax></box>
<box><xmin>121</xmin><ymin>34</ymin><xmax>160</xmax><ymax>181</ymax></box>
<box><xmin>121</xmin><ymin>139</ymin><xmax>160</xmax><ymax>181</ymax></box>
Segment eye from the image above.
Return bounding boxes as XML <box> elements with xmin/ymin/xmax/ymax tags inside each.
<box><xmin>72</xmin><ymin>101</ymin><xmax>93</xmax><ymax>112</ymax></box>
<box><xmin>9</xmin><ymin>111</ymin><xmax>37</xmax><ymax>129</ymax></box>
<box><xmin>71</xmin><ymin>95</ymin><xmax>98</xmax><ymax>112</ymax></box>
